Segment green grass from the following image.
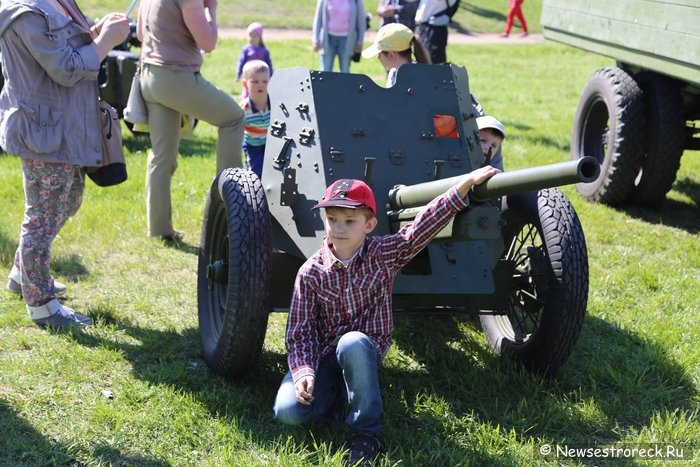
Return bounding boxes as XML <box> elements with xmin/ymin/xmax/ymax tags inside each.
<box><xmin>80</xmin><ymin>0</ymin><xmax>542</xmax><ymax>33</ymax></box>
<box><xmin>1</xmin><ymin>37</ymin><xmax>699</xmax><ymax>466</ymax></box>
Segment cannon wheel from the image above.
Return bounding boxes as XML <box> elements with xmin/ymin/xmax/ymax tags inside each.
<box><xmin>631</xmin><ymin>73</ymin><xmax>685</xmax><ymax>206</ymax></box>
<box><xmin>480</xmin><ymin>189</ymin><xmax>588</xmax><ymax>376</ymax></box>
<box><xmin>197</xmin><ymin>168</ymin><xmax>271</xmax><ymax>377</ymax></box>
<box><xmin>572</xmin><ymin>67</ymin><xmax>646</xmax><ymax>205</ymax></box>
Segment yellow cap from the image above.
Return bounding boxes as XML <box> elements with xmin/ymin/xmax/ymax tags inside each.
<box><xmin>361</xmin><ymin>23</ymin><xmax>414</xmax><ymax>59</ymax></box>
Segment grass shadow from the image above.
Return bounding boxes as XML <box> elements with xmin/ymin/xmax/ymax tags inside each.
<box><xmin>389</xmin><ymin>311</ymin><xmax>696</xmax><ymax>455</ymax></box>
<box><xmin>64</xmin><ymin>317</ymin><xmax>305</xmax><ymax>450</ymax></box>
<box><xmin>616</xmin><ymin>187</ymin><xmax>700</xmax><ymax>234</ymax></box>
<box><xmin>0</xmin><ymin>229</ymin><xmax>17</xmax><ymax>267</ymax></box>
<box><xmin>160</xmin><ymin>237</ymin><xmax>200</xmax><ymax>255</ymax></box>
<box><xmin>450</xmin><ymin>19</ymin><xmax>477</xmax><ymax>36</ymax></box>
<box><xmin>179</xmin><ymin>136</ymin><xmax>217</xmax><ymax>160</ymax></box>
<box><xmin>0</xmin><ymin>398</ymin><xmax>72</xmax><ymax>465</ymax></box>
<box><xmin>383</xmin><ymin>313</ymin><xmax>514</xmax><ymax>464</ymax></box>
<box><xmin>462</xmin><ymin>2</ymin><xmax>506</xmax><ymax>23</ymax></box>
<box><xmin>121</xmin><ymin>126</ymin><xmax>217</xmax><ymax>161</ymax></box>
<box><xmin>90</xmin><ymin>445</ymin><xmax>172</xmax><ymax>467</ymax></box>
<box><xmin>1</xmin><ymin>393</ymin><xmax>171</xmax><ymax>466</ymax></box>
<box><xmin>673</xmin><ymin>175</ymin><xmax>700</xmax><ymax>207</ymax></box>
<box><xmin>52</xmin><ymin>252</ymin><xmax>90</xmax><ymax>282</ymax></box>
<box><xmin>122</xmin><ymin>130</ymin><xmax>151</xmax><ymax>153</ymax></box>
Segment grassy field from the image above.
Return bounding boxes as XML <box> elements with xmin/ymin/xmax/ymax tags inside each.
<box><xmin>1</xmin><ymin>30</ymin><xmax>699</xmax><ymax>467</ymax></box>
<box><xmin>79</xmin><ymin>0</ymin><xmax>542</xmax><ymax>33</ymax></box>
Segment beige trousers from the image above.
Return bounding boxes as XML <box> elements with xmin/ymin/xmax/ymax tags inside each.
<box><xmin>140</xmin><ymin>63</ymin><xmax>244</xmax><ymax>237</ymax></box>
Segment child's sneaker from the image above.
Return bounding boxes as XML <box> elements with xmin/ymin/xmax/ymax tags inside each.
<box><xmin>27</xmin><ymin>299</ymin><xmax>92</xmax><ymax>328</ymax></box>
<box><xmin>348</xmin><ymin>432</ymin><xmax>381</xmax><ymax>466</ymax></box>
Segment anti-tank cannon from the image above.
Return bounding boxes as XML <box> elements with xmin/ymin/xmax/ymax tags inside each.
<box><xmin>197</xmin><ymin>64</ymin><xmax>600</xmax><ymax>378</ymax></box>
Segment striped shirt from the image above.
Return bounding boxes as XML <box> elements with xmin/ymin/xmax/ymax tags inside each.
<box><xmin>240</xmin><ymin>97</ymin><xmax>270</xmax><ymax>148</ymax></box>
<box><xmin>286</xmin><ymin>186</ymin><xmax>469</xmax><ymax>382</ymax></box>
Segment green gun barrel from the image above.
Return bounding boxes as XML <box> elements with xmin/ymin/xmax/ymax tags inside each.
<box><xmin>388</xmin><ymin>156</ymin><xmax>600</xmax><ymax>209</ymax></box>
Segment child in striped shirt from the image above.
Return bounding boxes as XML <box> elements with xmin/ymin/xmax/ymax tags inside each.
<box><xmin>239</xmin><ymin>60</ymin><xmax>271</xmax><ymax>177</ymax></box>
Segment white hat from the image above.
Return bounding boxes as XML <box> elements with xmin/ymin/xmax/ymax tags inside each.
<box><xmin>476</xmin><ymin>115</ymin><xmax>506</xmax><ymax>138</ymax></box>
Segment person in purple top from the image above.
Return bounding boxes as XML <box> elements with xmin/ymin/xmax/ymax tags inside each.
<box><xmin>236</xmin><ymin>22</ymin><xmax>273</xmax><ymax>97</ymax></box>
<box><xmin>273</xmin><ymin>165</ymin><xmax>499</xmax><ymax>465</ymax></box>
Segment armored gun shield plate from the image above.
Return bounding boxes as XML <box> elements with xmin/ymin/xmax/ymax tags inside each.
<box><xmin>263</xmin><ymin>65</ymin><xmax>484</xmax><ymax>255</ymax></box>
<box><xmin>263</xmin><ymin>64</ymin><xmax>498</xmax><ymax>297</ymax></box>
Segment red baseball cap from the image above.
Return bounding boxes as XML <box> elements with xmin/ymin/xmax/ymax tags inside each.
<box><xmin>313</xmin><ymin>179</ymin><xmax>377</xmax><ymax>215</ymax></box>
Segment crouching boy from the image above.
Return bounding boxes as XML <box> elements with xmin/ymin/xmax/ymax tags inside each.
<box><xmin>273</xmin><ymin>166</ymin><xmax>500</xmax><ymax>465</ymax></box>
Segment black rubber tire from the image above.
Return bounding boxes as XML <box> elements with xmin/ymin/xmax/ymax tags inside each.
<box><xmin>197</xmin><ymin>168</ymin><xmax>272</xmax><ymax>377</ymax></box>
<box><xmin>572</xmin><ymin>67</ymin><xmax>646</xmax><ymax>205</ymax></box>
<box><xmin>631</xmin><ymin>73</ymin><xmax>685</xmax><ymax>206</ymax></box>
<box><xmin>480</xmin><ymin>189</ymin><xmax>588</xmax><ymax>376</ymax></box>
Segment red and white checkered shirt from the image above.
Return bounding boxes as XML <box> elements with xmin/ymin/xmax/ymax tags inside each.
<box><xmin>286</xmin><ymin>187</ymin><xmax>469</xmax><ymax>382</ymax></box>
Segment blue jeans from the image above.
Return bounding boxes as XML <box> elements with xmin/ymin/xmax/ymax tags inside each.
<box><xmin>321</xmin><ymin>34</ymin><xmax>350</xmax><ymax>73</ymax></box>
<box><xmin>273</xmin><ymin>331</ymin><xmax>382</xmax><ymax>436</ymax></box>
<box><xmin>243</xmin><ymin>144</ymin><xmax>265</xmax><ymax>178</ymax></box>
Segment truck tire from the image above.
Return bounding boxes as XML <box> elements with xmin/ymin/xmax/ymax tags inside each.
<box><xmin>572</xmin><ymin>67</ymin><xmax>646</xmax><ymax>205</ymax></box>
<box><xmin>480</xmin><ymin>189</ymin><xmax>588</xmax><ymax>376</ymax></box>
<box><xmin>197</xmin><ymin>168</ymin><xmax>272</xmax><ymax>377</ymax></box>
<box><xmin>631</xmin><ymin>73</ymin><xmax>685</xmax><ymax>206</ymax></box>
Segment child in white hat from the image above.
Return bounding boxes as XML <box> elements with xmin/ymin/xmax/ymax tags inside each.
<box><xmin>476</xmin><ymin>115</ymin><xmax>506</xmax><ymax>169</ymax></box>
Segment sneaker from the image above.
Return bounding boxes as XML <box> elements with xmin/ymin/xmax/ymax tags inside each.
<box><xmin>500</xmin><ymin>32</ymin><xmax>510</xmax><ymax>38</ymax></box>
<box><xmin>348</xmin><ymin>432</ymin><xmax>381</xmax><ymax>466</ymax></box>
<box><xmin>27</xmin><ymin>299</ymin><xmax>92</xmax><ymax>328</ymax></box>
<box><xmin>521</xmin><ymin>32</ymin><xmax>529</xmax><ymax>38</ymax></box>
<box><xmin>7</xmin><ymin>267</ymin><xmax>66</xmax><ymax>296</ymax></box>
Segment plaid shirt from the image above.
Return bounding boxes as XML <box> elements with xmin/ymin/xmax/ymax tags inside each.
<box><xmin>286</xmin><ymin>187</ymin><xmax>469</xmax><ymax>382</ymax></box>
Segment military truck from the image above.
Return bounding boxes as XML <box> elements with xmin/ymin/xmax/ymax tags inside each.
<box><xmin>196</xmin><ymin>64</ymin><xmax>600</xmax><ymax>379</ymax></box>
<box><xmin>541</xmin><ymin>0</ymin><xmax>700</xmax><ymax>206</ymax></box>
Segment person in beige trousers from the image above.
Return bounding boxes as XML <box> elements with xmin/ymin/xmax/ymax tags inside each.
<box><xmin>137</xmin><ymin>0</ymin><xmax>244</xmax><ymax>240</ymax></box>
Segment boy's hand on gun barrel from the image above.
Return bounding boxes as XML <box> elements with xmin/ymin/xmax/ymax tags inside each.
<box><xmin>456</xmin><ymin>165</ymin><xmax>501</xmax><ymax>199</ymax></box>
<box><xmin>295</xmin><ymin>375</ymin><xmax>315</xmax><ymax>405</ymax></box>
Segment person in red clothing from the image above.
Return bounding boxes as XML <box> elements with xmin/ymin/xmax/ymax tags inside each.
<box><xmin>273</xmin><ymin>166</ymin><xmax>499</xmax><ymax>465</ymax></box>
<box><xmin>501</xmin><ymin>0</ymin><xmax>528</xmax><ymax>38</ymax></box>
